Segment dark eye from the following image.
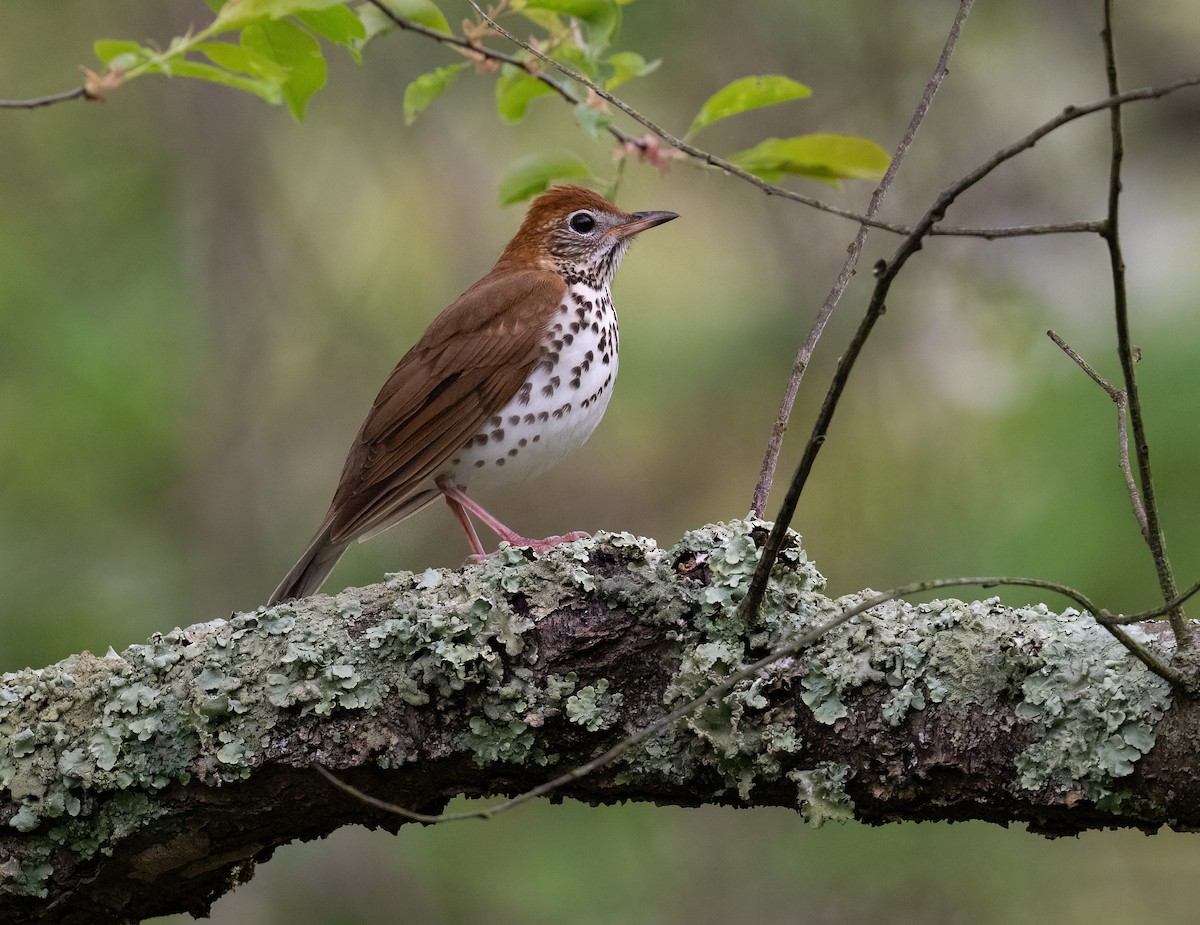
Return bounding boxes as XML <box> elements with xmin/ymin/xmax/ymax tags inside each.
<box><xmin>568</xmin><ymin>211</ymin><xmax>596</xmax><ymax>234</ymax></box>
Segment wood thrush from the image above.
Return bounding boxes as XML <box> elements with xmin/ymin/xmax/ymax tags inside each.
<box><xmin>269</xmin><ymin>185</ymin><xmax>677</xmax><ymax>604</ymax></box>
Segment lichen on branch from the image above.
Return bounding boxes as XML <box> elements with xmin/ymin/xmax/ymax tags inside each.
<box><xmin>0</xmin><ymin>521</ymin><xmax>1190</xmax><ymax>924</ymax></box>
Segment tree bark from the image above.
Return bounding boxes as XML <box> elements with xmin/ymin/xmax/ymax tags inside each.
<box><xmin>1</xmin><ymin>521</ymin><xmax>1194</xmax><ymax>924</ymax></box>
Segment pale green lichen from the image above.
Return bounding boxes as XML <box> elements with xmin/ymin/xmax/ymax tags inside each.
<box><xmin>0</xmin><ymin>520</ymin><xmax>1181</xmax><ymax>900</ymax></box>
<box><xmin>791</xmin><ymin>762</ymin><xmax>854</xmax><ymax>827</ymax></box>
<box><xmin>565</xmin><ymin>680</ymin><xmax>625</xmax><ymax>732</ymax></box>
<box><xmin>1011</xmin><ymin>607</ymin><xmax>1171</xmax><ymax>806</ymax></box>
<box><xmin>639</xmin><ymin>519</ymin><xmax>827</xmax><ymax>800</ymax></box>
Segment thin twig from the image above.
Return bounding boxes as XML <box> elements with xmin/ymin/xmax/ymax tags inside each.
<box><xmin>750</xmin><ymin>0</ymin><xmax>975</xmax><ymax>517</ymax></box>
<box><xmin>1098</xmin><ymin>0</ymin><xmax>1189</xmax><ymax>647</ymax></box>
<box><xmin>1047</xmin><ymin>330</ymin><xmax>1148</xmax><ymax>535</ymax></box>
<box><xmin>0</xmin><ymin>87</ymin><xmax>89</xmax><ymax>109</ymax></box>
<box><xmin>1100</xmin><ymin>578</ymin><xmax>1200</xmax><ymax>624</ymax></box>
<box><xmin>734</xmin><ymin>75</ymin><xmax>1200</xmax><ymax>642</ymax></box>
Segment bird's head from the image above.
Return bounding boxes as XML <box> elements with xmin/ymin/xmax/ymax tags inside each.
<box><xmin>498</xmin><ymin>185</ymin><xmax>677</xmax><ymax>286</ymax></box>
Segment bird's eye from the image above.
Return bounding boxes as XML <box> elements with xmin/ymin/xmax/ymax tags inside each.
<box><xmin>568</xmin><ymin>211</ymin><xmax>596</xmax><ymax>234</ymax></box>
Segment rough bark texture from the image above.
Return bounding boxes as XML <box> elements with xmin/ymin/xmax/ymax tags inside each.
<box><xmin>1</xmin><ymin>521</ymin><xmax>1195</xmax><ymax>924</ymax></box>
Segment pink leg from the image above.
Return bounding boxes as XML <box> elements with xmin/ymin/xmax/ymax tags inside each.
<box><xmin>437</xmin><ymin>480</ymin><xmax>589</xmax><ymax>560</ymax></box>
<box><xmin>443</xmin><ymin>492</ymin><xmax>488</xmax><ymax>558</ymax></box>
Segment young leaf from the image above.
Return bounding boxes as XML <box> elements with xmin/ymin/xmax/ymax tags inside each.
<box><xmin>404</xmin><ymin>62</ymin><xmax>467</xmax><ymax>125</ymax></box>
<box><xmin>573</xmin><ymin>101</ymin><xmax>611</xmax><ymax>139</ymax></box>
<box><xmin>380</xmin><ymin>0</ymin><xmax>452</xmax><ymax>34</ymax></box>
<box><xmin>197</xmin><ymin>41</ymin><xmax>288</xmax><ymax>83</ymax></box>
<box><xmin>241</xmin><ymin>19</ymin><xmax>327</xmax><ymax>119</ymax></box>
<box><xmin>94</xmin><ymin>40</ymin><xmax>150</xmax><ymax>73</ymax></box>
<box><xmin>499</xmin><ymin>151</ymin><xmax>593</xmax><ymax>205</ymax></box>
<box><xmin>296</xmin><ymin>6</ymin><xmax>367</xmax><ymax>49</ymax></box>
<box><xmin>212</xmin><ymin>0</ymin><xmax>348</xmax><ymax>34</ymax></box>
<box><xmin>495</xmin><ymin>67</ymin><xmax>556</xmax><ymax>121</ymax></box>
<box><xmin>728</xmin><ymin>134</ymin><xmax>890</xmax><ymax>185</ymax></box>
<box><xmin>687</xmin><ymin>75</ymin><xmax>811</xmax><ymax>137</ymax></box>
<box><xmin>605</xmin><ymin>51</ymin><xmax>658</xmax><ymax>90</ymax></box>
<box><xmin>523</xmin><ymin>0</ymin><xmax>619</xmax><ymax>56</ymax></box>
<box><xmin>159</xmin><ymin>58</ymin><xmax>285</xmax><ymax>104</ymax></box>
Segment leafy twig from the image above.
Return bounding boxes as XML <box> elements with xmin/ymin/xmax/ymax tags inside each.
<box><xmin>750</xmin><ymin>0</ymin><xmax>975</xmax><ymax>518</ymax></box>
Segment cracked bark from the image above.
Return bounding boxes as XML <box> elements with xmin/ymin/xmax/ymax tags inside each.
<box><xmin>1</xmin><ymin>524</ymin><xmax>1196</xmax><ymax>925</ymax></box>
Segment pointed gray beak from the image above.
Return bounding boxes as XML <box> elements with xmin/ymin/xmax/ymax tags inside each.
<box><xmin>612</xmin><ymin>210</ymin><xmax>679</xmax><ymax>238</ymax></box>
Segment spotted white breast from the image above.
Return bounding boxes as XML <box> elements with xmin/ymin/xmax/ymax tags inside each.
<box><xmin>440</xmin><ymin>282</ymin><xmax>618</xmax><ymax>490</ymax></box>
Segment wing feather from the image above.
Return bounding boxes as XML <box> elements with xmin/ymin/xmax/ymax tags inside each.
<box><xmin>325</xmin><ymin>267</ymin><xmax>566</xmax><ymax>543</ymax></box>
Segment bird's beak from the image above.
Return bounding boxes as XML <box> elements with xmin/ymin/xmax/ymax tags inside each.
<box><xmin>610</xmin><ymin>210</ymin><xmax>679</xmax><ymax>239</ymax></box>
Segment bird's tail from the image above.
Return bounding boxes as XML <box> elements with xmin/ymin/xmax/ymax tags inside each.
<box><xmin>268</xmin><ymin>523</ymin><xmax>351</xmax><ymax>606</ymax></box>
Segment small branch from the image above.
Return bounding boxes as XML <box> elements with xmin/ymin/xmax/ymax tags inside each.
<box><xmin>1098</xmin><ymin>0</ymin><xmax>1188</xmax><ymax>647</ymax></box>
<box><xmin>0</xmin><ymin>87</ymin><xmax>89</xmax><ymax>109</ymax></box>
<box><xmin>1047</xmin><ymin>330</ymin><xmax>1149</xmax><ymax>537</ymax></box>
<box><xmin>734</xmin><ymin>73</ymin><xmax>1200</xmax><ymax>638</ymax></box>
<box><xmin>750</xmin><ymin>0</ymin><xmax>975</xmax><ymax>517</ymax></box>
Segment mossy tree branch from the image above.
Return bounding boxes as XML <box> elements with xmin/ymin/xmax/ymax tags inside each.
<box><xmin>1</xmin><ymin>523</ymin><xmax>1193</xmax><ymax>924</ymax></box>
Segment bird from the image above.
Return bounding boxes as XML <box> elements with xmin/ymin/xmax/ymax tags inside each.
<box><xmin>268</xmin><ymin>185</ymin><xmax>677</xmax><ymax>605</ymax></box>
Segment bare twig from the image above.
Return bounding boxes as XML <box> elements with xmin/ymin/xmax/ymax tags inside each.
<box><xmin>750</xmin><ymin>0</ymin><xmax>975</xmax><ymax>518</ymax></box>
<box><xmin>734</xmin><ymin>74</ymin><xmax>1200</xmax><ymax>643</ymax></box>
<box><xmin>1101</xmin><ymin>578</ymin><xmax>1200</xmax><ymax>625</ymax></box>
<box><xmin>1098</xmin><ymin>0</ymin><xmax>1189</xmax><ymax>647</ymax></box>
<box><xmin>0</xmin><ymin>87</ymin><xmax>89</xmax><ymax>109</ymax></box>
<box><xmin>1047</xmin><ymin>330</ymin><xmax>1148</xmax><ymax>536</ymax></box>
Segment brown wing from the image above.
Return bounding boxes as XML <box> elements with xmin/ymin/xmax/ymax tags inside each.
<box><xmin>323</xmin><ymin>266</ymin><xmax>566</xmax><ymax>544</ymax></box>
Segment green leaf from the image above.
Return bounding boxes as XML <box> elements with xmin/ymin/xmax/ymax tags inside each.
<box><xmin>404</xmin><ymin>62</ymin><xmax>467</xmax><ymax>125</ymax></box>
<box><xmin>499</xmin><ymin>151</ymin><xmax>593</xmax><ymax>206</ymax></box>
<box><xmin>197</xmin><ymin>40</ymin><xmax>288</xmax><ymax>82</ymax></box>
<box><xmin>160</xmin><ymin>58</ymin><xmax>285</xmax><ymax>104</ymax></box>
<box><xmin>94</xmin><ymin>40</ymin><xmax>151</xmax><ymax>73</ymax></box>
<box><xmin>94</xmin><ymin>40</ymin><xmax>146</xmax><ymax>65</ymax></box>
<box><xmin>495</xmin><ymin>67</ymin><xmax>556</xmax><ymax>121</ymax></box>
<box><xmin>378</xmin><ymin>0</ymin><xmax>452</xmax><ymax>33</ymax></box>
<box><xmin>728</xmin><ymin>134</ymin><xmax>890</xmax><ymax>186</ymax></box>
<box><xmin>605</xmin><ymin>50</ymin><xmax>658</xmax><ymax>90</ymax></box>
<box><xmin>212</xmin><ymin>0</ymin><xmax>348</xmax><ymax>33</ymax></box>
<box><xmin>296</xmin><ymin>6</ymin><xmax>367</xmax><ymax>49</ymax></box>
<box><xmin>523</xmin><ymin>0</ymin><xmax>619</xmax><ymax>56</ymax></box>
<box><xmin>687</xmin><ymin>75</ymin><xmax>812</xmax><ymax>137</ymax></box>
<box><xmin>573</xmin><ymin>101</ymin><xmax>611</xmax><ymax>139</ymax></box>
<box><xmin>242</xmin><ymin>19</ymin><xmax>327</xmax><ymax>119</ymax></box>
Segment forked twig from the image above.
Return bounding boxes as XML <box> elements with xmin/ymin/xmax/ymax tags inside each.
<box><xmin>751</xmin><ymin>0</ymin><xmax>976</xmax><ymax>517</ymax></box>
<box><xmin>1098</xmin><ymin>0</ymin><xmax>1189</xmax><ymax>647</ymax></box>
<box><xmin>1047</xmin><ymin>330</ymin><xmax>1148</xmax><ymax>537</ymax></box>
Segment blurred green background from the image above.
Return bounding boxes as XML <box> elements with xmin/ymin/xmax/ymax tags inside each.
<box><xmin>4</xmin><ymin>1</ymin><xmax>1200</xmax><ymax>922</ymax></box>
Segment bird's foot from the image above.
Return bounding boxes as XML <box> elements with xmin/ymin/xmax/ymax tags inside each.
<box><xmin>465</xmin><ymin>531</ymin><xmax>591</xmax><ymax>563</ymax></box>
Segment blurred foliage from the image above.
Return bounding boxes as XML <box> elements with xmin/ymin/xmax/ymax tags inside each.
<box><xmin>3</xmin><ymin>0</ymin><xmax>1200</xmax><ymax>922</ymax></box>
